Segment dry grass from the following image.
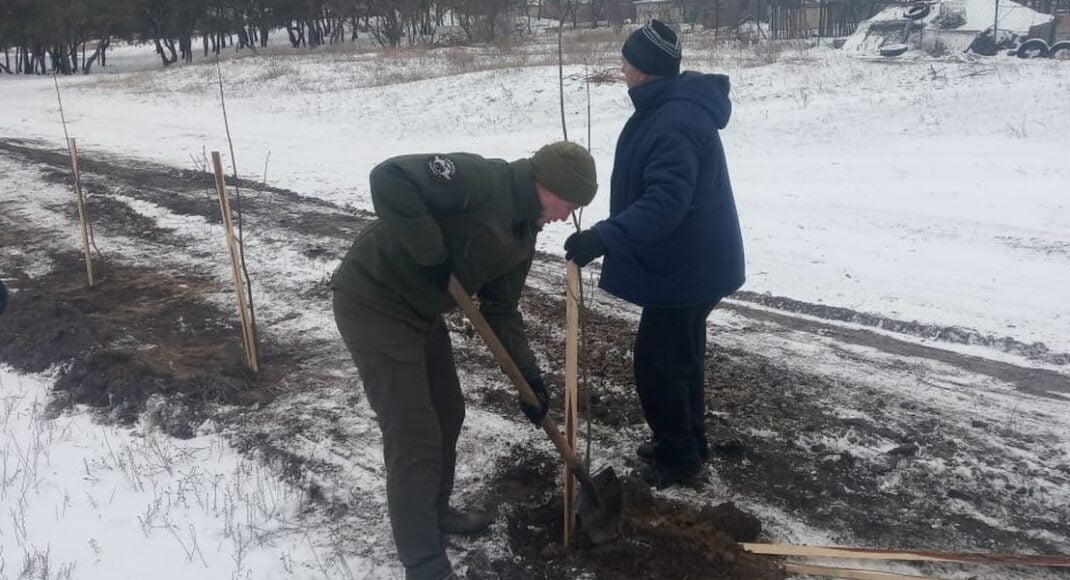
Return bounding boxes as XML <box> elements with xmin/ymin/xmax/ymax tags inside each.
<box><xmin>81</xmin><ymin>29</ymin><xmax>826</xmax><ymax>95</ymax></box>
<box><xmin>253</xmin><ymin>55</ymin><xmax>299</xmax><ymax>82</ymax></box>
<box><xmin>85</xmin><ymin>70</ymin><xmax>166</xmax><ymax>94</ymax></box>
<box><xmin>687</xmin><ymin>35</ymin><xmax>823</xmax><ymax>69</ymax></box>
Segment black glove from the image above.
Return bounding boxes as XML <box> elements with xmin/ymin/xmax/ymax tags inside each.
<box><xmin>419</xmin><ymin>259</ymin><xmax>452</xmax><ymax>291</ymax></box>
<box><xmin>564</xmin><ymin>229</ymin><xmax>606</xmax><ymax>267</ymax></box>
<box><xmin>519</xmin><ymin>370</ymin><xmax>550</xmax><ymax>425</ymax></box>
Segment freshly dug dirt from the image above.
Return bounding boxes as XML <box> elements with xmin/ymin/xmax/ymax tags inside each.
<box><xmin>463</xmin><ymin>450</ymin><xmax>783</xmax><ymax>579</ymax></box>
<box><xmin>0</xmin><ymin>252</ymin><xmax>280</xmax><ymax>436</ymax></box>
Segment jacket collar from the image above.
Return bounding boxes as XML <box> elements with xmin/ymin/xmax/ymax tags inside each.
<box><xmin>628</xmin><ymin>75</ymin><xmax>677</xmax><ymax>112</ymax></box>
<box><xmin>509</xmin><ymin>159</ymin><xmax>542</xmax><ymax>227</ymax></box>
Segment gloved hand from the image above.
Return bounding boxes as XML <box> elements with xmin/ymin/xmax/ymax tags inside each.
<box><xmin>519</xmin><ymin>370</ymin><xmax>550</xmax><ymax>425</ymax></box>
<box><xmin>564</xmin><ymin>229</ymin><xmax>606</xmax><ymax>267</ymax></box>
<box><xmin>419</xmin><ymin>259</ymin><xmax>452</xmax><ymax>291</ymax></box>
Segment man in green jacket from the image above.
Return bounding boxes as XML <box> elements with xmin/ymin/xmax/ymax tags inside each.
<box><xmin>331</xmin><ymin>142</ymin><xmax>597</xmax><ymax>580</ymax></box>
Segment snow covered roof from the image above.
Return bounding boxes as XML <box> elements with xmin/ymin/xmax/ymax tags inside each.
<box><xmin>864</xmin><ymin>0</ymin><xmax>1053</xmax><ymax>34</ymax></box>
<box><xmin>954</xmin><ymin>0</ymin><xmax>1054</xmax><ymax>32</ymax></box>
<box><xmin>843</xmin><ymin>0</ymin><xmax>1054</xmax><ymax>52</ymax></box>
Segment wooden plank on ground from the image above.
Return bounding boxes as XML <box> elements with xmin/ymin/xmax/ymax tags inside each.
<box><xmin>783</xmin><ymin>562</ymin><xmax>938</xmax><ymax>579</ymax></box>
<box><xmin>743</xmin><ymin>543</ymin><xmax>1070</xmax><ymax>567</ymax></box>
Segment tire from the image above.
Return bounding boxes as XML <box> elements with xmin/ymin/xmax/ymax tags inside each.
<box><xmin>1050</xmin><ymin>41</ymin><xmax>1070</xmax><ymax>60</ymax></box>
<box><xmin>1016</xmin><ymin>38</ymin><xmax>1050</xmax><ymax>59</ymax></box>
<box><xmin>905</xmin><ymin>3</ymin><xmax>931</xmax><ymax>20</ymax></box>
<box><xmin>880</xmin><ymin>43</ymin><xmax>909</xmax><ymax>57</ymax></box>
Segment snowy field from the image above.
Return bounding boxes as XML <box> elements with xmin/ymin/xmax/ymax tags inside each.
<box><xmin>0</xmin><ymin>366</ymin><xmax>361</xmax><ymax>580</ymax></box>
<box><xmin>2</xmin><ymin>30</ymin><xmax>1070</xmax><ymax>579</ymax></box>
<box><xmin>2</xmin><ymin>38</ymin><xmax>1068</xmax><ymax>358</ymax></box>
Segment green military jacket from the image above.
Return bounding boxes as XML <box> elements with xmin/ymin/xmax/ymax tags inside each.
<box><xmin>331</xmin><ymin>153</ymin><xmax>542</xmax><ymax>376</ymax></box>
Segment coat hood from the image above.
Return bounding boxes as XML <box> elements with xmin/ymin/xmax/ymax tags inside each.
<box><xmin>629</xmin><ymin>71</ymin><xmax>732</xmax><ymax>129</ymax></box>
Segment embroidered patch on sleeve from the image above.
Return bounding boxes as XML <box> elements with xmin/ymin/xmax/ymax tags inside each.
<box><xmin>428</xmin><ymin>155</ymin><xmax>457</xmax><ymax>181</ymax></box>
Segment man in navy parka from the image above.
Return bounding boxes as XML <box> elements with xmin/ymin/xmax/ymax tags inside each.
<box><xmin>565</xmin><ymin>20</ymin><xmax>745</xmax><ymax>488</ymax></box>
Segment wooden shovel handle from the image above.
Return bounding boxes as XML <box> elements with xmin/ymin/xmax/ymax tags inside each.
<box><xmin>448</xmin><ymin>276</ymin><xmax>590</xmax><ymax>477</ymax></box>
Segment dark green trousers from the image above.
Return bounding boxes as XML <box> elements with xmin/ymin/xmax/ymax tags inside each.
<box><xmin>333</xmin><ymin>291</ymin><xmax>464</xmax><ymax>580</ymax></box>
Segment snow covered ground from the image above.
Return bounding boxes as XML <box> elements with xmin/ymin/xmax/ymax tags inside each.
<box><xmin>0</xmin><ymin>366</ymin><xmax>364</xmax><ymax>579</ymax></box>
<box><xmin>2</xmin><ymin>37</ymin><xmax>1068</xmax><ymax>359</ymax></box>
<box><xmin>2</xmin><ymin>31</ymin><xmax>1069</xmax><ymax>579</ymax></box>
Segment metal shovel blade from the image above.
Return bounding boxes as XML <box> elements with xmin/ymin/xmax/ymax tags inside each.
<box><xmin>576</xmin><ymin>465</ymin><xmax>624</xmax><ymax>544</ymax></box>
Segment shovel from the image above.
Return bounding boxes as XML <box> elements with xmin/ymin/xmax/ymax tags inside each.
<box><xmin>447</xmin><ymin>275</ymin><xmax>623</xmax><ymax>544</ymax></box>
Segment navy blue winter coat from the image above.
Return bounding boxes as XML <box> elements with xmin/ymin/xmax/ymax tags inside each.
<box><xmin>593</xmin><ymin>71</ymin><xmax>745</xmax><ymax>307</ymax></box>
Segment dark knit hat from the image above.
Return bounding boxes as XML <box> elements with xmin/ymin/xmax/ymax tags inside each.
<box><xmin>622</xmin><ymin>19</ymin><xmax>681</xmax><ymax>78</ymax></box>
<box><xmin>531</xmin><ymin>142</ymin><xmax>598</xmax><ymax>206</ymax></box>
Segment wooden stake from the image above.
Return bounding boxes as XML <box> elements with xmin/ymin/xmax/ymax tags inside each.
<box><xmin>783</xmin><ymin>563</ymin><xmax>938</xmax><ymax>580</ymax></box>
<box><xmin>68</xmin><ymin>139</ymin><xmax>94</xmax><ymax>287</ymax></box>
<box><xmin>212</xmin><ymin>151</ymin><xmax>258</xmax><ymax>373</ymax></box>
<box><xmin>563</xmin><ymin>261</ymin><xmax>581</xmax><ymax>546</ymax></box>
<box><xmin>743</xmin><ymin>543</ymin><xmax>1070</xmax><ymax>568</ymax></box>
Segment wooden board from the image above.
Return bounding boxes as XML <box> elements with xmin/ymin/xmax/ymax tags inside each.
<box><xmin>743</xmin><ymin>543</ymin><xmax>1070</xmax><ymax>567</ymax></box>
<box><xmin>783</xmin><ymin>562</ymin><xmax>937</xmax><ymax>580</ymax></box>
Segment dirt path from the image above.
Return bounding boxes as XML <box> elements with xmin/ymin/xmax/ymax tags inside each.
<box><xmin>2</xmin><ymin>139</ymin><xmax>1068</xmax><ymax>579</ymax></box>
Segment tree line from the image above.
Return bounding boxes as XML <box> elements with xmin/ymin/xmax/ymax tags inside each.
<box><xmin>0</xmin><ymin>0</ymin><xmax>545</xmax><ymax>75</ymax></box>
<box><xmin>1</xmin><ymin>0</ymin><xmax>891</xmax><ymax>76</ymax></box>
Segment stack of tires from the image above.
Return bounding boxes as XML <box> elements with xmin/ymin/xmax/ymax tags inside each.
<box><xmin>878</xmin><ymin>3</ymin><xmax>930</xmax><ymax>58</ymax></box>
<box><xmin>1016</xmin><ymin>38</ymin><xmax>1070</xmax><ymax>59</ymax></box>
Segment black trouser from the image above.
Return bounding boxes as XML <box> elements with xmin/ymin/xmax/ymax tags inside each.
<box><xmin>634</xmin><ymin>301</ymin><xmax>717</xmax><ymax>467</ymax></box>
<box><xmin>333</xmin><ymin>291</ymin><xmax>463</xmax><ymax>580</ymax></box>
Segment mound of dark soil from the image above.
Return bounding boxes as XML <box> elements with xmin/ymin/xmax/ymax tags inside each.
<box><xmin>468</xmin><ymin>449</ymin><xmax>783</xmax><ymax>579</ymax></box>
<box><xmin>0</xmin><ymin>253</ymin><xmax>279</xmax><ymax>436</ymax></box>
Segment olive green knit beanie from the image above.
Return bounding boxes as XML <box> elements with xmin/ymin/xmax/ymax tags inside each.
<box><xmin>531</xmin><ymin>142</ymin><xmax>598</xmax><ymax>206</ymax></box>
